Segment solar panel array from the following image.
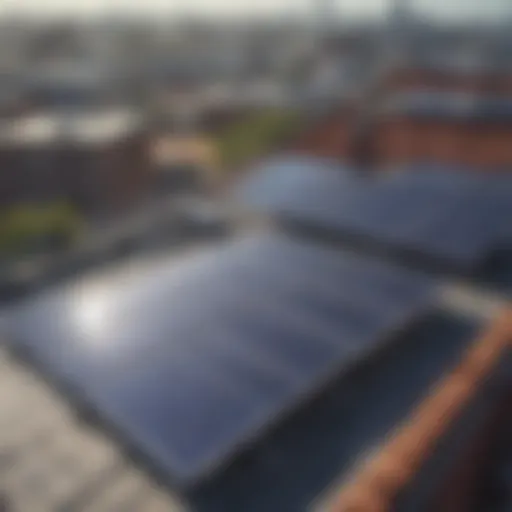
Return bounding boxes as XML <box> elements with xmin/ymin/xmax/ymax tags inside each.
<box><xmin>237</xmin><ymin>159</ymin><xmax>512</xmax><ymax>273</ymax></box>
<box><xmin>6</xmin><ymin>233</ymin><xmax>434</xmax><ymax>486</ymax></box>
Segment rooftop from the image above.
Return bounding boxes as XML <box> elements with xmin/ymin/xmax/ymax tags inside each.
<box><xmin>0</xmin><ymin>108</ymin><xmax>143</xmax><ymax>148</ymax></box>
<box><xmin>0</xmin><ymin>150</ymin><xmax>511</xmax><ymax>511</ymax></box>
<box><xmin>383</xmin><ymin>91</ymin><xmax>512</xmax><ymax>121</ymax></box>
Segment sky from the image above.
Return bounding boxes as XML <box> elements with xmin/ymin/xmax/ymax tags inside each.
<box><xmin>0</xmin><ymin>0</ymin><xmax>510</xmax><ymax>22</ymax></box>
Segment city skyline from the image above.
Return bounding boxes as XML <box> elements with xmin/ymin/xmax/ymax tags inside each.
<box><xmin>0</xmin><ymin>0</ymin><xmax>509</xmax><ymax>23</ymax></box>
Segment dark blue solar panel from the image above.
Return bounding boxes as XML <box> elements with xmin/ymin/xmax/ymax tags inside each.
<box><xmin>483</xmin><ymin>175</ymin><xmax>512</xmax><ymax>242</ymax></box>
<box><xmin>6</xmin><ymin>234</ymin><xmax>434</xmax><ymax>485</ymax></box>
<box><xmin>235</xmin><ymin>155</ymin><xmax>354</xmax><ymax>211</ymax></box>
<box><xmin>237</xmin><ymin>161</ymin><xmax>512</xmax><ymax>272</ymax></box>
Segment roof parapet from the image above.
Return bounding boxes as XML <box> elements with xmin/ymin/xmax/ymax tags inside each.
<box><xmin>326</xmin><ymin>309</ymin><xmax>512</xmax><ymax>512</ymax></box>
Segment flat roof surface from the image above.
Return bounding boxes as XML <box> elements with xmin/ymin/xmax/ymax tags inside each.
<box><xmin>383</xmin><ymin>91</ymin><xmax>512</xmax><ymax>120</ymax></box>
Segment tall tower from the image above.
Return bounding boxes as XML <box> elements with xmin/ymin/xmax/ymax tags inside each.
<box><xmin>386</xmin><ymin>0</ymin><xmax>411</xmax><ymax>68</ymax></box>
<box><xmin>389</xmin><ymin>0</ymin><xmax>411</xmax><ymax>39</ymax></box>
<box><xmin>390</xmin><ymin>0</ymin><xmax>409</xmax><ymax>24</ymax></box>
<box><xmin>316</xmin><ymin>0</ymin><xmax>338</xmax><ymax>36</ymax></box>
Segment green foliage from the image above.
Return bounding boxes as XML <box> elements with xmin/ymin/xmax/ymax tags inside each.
<box><xmin>0</xmin><ymin>202</ymin><xmax>83</xmax><ymax>257</ymax></box>
<box><xmin>216</xmin><ymin>109</ymin><xmax>302</xmax><ymax>170</ymax></box>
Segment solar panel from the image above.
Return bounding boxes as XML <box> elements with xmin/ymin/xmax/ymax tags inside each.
<box><xmin>483</xmin><ymin>175</ymin><xmax>512</xmax><ymax>243</ymax></box>
<box><xmin>238</xmin><ymin>161</ymin><xmax>512</xmax><ymax>272</ymax></box>
<box><xmin>235</xmin><ymin>155</ymin><xmax>353</xmax><ymax>211</ymax></box>
<box><xmin>5</xmin><ymin>234</ymin><xmax>434</xmax><ymax>486</ymax></box>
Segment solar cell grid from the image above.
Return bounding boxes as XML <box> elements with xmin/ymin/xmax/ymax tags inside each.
<box><xmin>294</xmin><ymin>173</ymin><xmax>472</xmax><ymax>244</ymax></box>
<box><xmin>221</xmin><ymin>270</ymin><xmax>423</xmax><ymax>355</ymax></box>
<box><xmin>288</xmin><ymin>291</ymin><xmax>395</xmax><ymax>347</ymax></box>
<box><xmin>6</xmin><ymin>233</ymin><xmax>435</xmax><ymax>486</ymax></box>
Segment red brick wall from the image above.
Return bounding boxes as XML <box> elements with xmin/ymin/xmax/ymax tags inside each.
<box><xmin>0</xmin><ymin>133</ymin><xmax>152</xmax><ymax>215</ymax></box>
<box><xmin>293</xmin><ymin>114</ymin><xmax>512</xmax><ymax>170</ymax></box>
<box><xmin>103</xmin><ymin>133</ymin><xmax>152</xmax><ymax>213</ymax></box>
<box><xmin>378</xmin><ymin>119</ymin><xmax>512</xmax><ymax>169</ymax></box>
<box><xmin>293</xmin><ymin>113</ymin><xmax>354</xmax><ymax>159</ymax></box>
<box><xmin>463</xmin><ymin>124</ymin><xmax>512</xmax><ymax>168</ymax></box>
<box><xmin>378</xmin><ymin>119</ymin><xmax>465</xmax><ymax>166</ymax></box>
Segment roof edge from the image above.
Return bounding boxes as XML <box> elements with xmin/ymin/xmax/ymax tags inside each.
<box><xmin>326</xmin><ymin>308</ymin><xmax>512</xmax><ymax>512</ymax></box>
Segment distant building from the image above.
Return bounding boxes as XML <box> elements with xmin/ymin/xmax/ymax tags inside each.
<box><xmin>385</xmin><ymin>36</ymin><xmax>512</xmax><ymax>95</ymax></box>
<box><xmin>292</xmin><ymin>77</ymin><xmax>512</xmax><ymax>169</ymax></box>
<box><xmin>316</xmin><ymin>0</ymin><xmax>338</xmax><ymax>35</ymax></box>
<box><xmin>24</xmin><ymin>62</ymin><xmax>117</xmax><ymax>110</ymax></box>
<box><xmin>376</xmin><ymin>37</ymin><xmax>512</xmax><ymax>168</ymax></box>
<box><xmin>0</xmin><ymin>108</ymin><xmax>151</xmax><ymax>216</ymax></box>
<box><xmin>0</xmin><ymin>70</ymin><xmax>27</xmax><ymax>118</ymax></box>
<box><xmin>377</xmin><ymin>91</ymin><xmax>512</xmax><ymax>169</ymax></box>
<box><xmin>151</xmin><ymin>135</ymin><xmax>220</xmax><ymax>194</ymax></box>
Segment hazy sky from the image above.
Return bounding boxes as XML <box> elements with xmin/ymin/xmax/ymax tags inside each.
<box><xmin>1</xmin><ymin>0</ymin><xmax>510</xmax><ymax>22</ymax></box>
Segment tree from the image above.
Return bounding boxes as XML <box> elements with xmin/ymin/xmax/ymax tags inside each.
<box><xmin>0</xmin><ymin>202</ymin><xmax>83</xmax><ymax>258</ymax></box>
